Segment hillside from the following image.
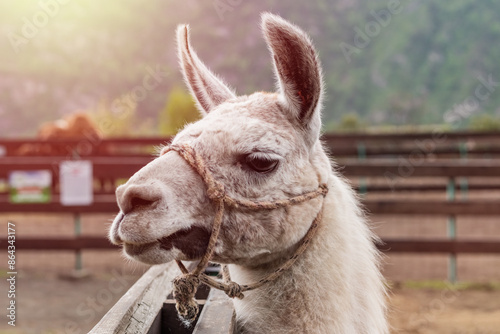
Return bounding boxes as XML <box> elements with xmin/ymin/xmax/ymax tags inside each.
<box><xmin>1</xmin><ymin>0</ymin><xmax>499</xmax><ymax>136</ymax></box>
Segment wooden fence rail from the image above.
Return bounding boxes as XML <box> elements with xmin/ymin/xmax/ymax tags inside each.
<box><xmin>2</xmin><ymin>197</ymin><xmax>500</xmax><ymax>215</ymax></box>
<box><xmin>89</xmin><ymin>262</ymin><xmax>236</xmax><ymax>334</ymax></box>
<box><xmin>2</xmin><ymin>130</ymin><xmax>500</xmax><ymax>158</ymax></box>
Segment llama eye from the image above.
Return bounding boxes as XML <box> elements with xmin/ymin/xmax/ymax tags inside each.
<box><xmin>244</xmin><ymin>155</ymin><xmax>279</xmax><ymax>173</ymax></box>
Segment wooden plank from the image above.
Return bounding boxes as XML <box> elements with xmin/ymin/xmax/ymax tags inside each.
<box><xmin>193</xmin><ymin>288</ymin><xmax>236</xmax><ymax>334</ymax></box>
<box><xmin>2</xmin><ymin>131</ymin><xmax>500</xmax><ymax>148</ymax></box>
<box><xmin>0</xmin><ymin>201</ymin><xmax>118</xmax><ymax>213</ymax></box>
<box><xmin>89</xmin><ymin>262</ymin><xmax>180</xmax><ymax>334</ymax></box>
<box><xmin>0</xmin><ymin>194</ymin><xmax>118</xmax><ymax>213</ymax></box>
<box><xmin>0</xmin><ymin>137</ymin><xmax>170</xmax><ymax>157</ymax></box>
<box><xmin>321</xmin><ymin>131</ymin><xmax>500</xmax><ymax>144</ymax></box>
<box><xmin>329</xmin><ymin>145</ymin><xmax>500</xmax><ymax>157</ymax></box>
<box><xmin>1</xmin><ymin>237</ymin><xmax>118</xmax><ymax>250</ymax></box>
<box><xmin>355</xmin><ymin>183</ymin><xmax>500</xmax><ymax>192</ymax></box>
<box><xmin>0</xmin><ymin>137</ymin><xmax>169</xmax><ymax>147</ymax></box>
<box><xmin>5</xmin><ymin>145</ymin><xmax>500</xmax><ymax>158</ymax></box>
<box><xmin>340</xmin><ymin>159</ymin><xmax>500</xmax><ymax>177</ymax></box>
<box><xmin>364</xmin><ymin>200</ymin><xmax>500</xmax><ymax>215</ymax></box>
<box><xmin>379</xmin><ymin>239</ymin><xmax>500</xmax><ymax>253</ymax></box>
<box><xmin>6</xmin><ymin>145</ymin><xmax>500</xmax><ymax>159</ymax></box>
<box><xmin>1</xmin><ymin>197</ymin><xmax>499</xmax><ymax>216</ymax></box>
<box><xmin>0</xmin><ymin>156</ymin><xmax>151</xmax><ymax>177</ymax></box>
<box><xmin>3</xmin><ymin>133</ymin><xmax>500</xmax><ymax>159</ymax></box>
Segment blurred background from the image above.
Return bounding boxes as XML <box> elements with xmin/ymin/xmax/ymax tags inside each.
<box><xmin>0</xmin><ymin>0</ymin><xmax>499</xmax><ymax>333</ymax></box>
<box><xmin>1</xmin><ymin>0</ymin><xmax>500</xmax><ymax>137</ymax></box>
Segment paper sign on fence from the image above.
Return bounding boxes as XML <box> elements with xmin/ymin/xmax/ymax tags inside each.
<box><xmin>60</xmin><ymin>160</ymin><xmax>93</xmax><ymax>206</ymax></box>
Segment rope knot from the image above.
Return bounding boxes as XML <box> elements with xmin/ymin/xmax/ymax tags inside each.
<box><xmin>319</xmin><ymin>183</ymin><xmax>329</xmax><ymax>196</ymax></box>
<box><xmin>172</xmin><ymin>274</ymin><xmax>201</xmax><ymax>323</ymax></box>
<box><xmin>173</xmin><ymin>274</ymin><xmax>200</xmax><ymax>295</ymax></box>
<box><xmin>225</xmin><ymin>282</ymin><xmax>244</xmax><ymax>299</ymax></box>
<box><xmin>207</xmin><ymin>182</ymin><xmax>225</xmax><ymax>201</ymax></box>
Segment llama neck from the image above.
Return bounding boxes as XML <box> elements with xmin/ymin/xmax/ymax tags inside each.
<box><xmin>228</xmin><ymin>174</ymin><xmax>388</xmax><ymax>334</ymax></box>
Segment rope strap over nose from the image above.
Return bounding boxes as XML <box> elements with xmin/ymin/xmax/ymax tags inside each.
<box><xmin>162</xmin><ymin>143</ymin><xmax>328</xmax><ymax>324</ymax></box>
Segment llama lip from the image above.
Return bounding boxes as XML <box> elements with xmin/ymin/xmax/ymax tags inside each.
<box><xmin>159</xmin><ymin>226</ymin><xmax>210</xmax><ymax>260</ymax></box>
<box><xmin>110</xmin><ymin>212</ymin><xmax>125</xmax><ymax>245</ymax></box>
<box><xmin>124</xmin><ymin>241</ymin><xmax>157</xmax><ymax>256</ymax></box>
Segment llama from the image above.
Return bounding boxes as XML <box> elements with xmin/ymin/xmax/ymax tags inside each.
<box><xmin>109</xmin><ymin>13</ymin><xmax>388</xmax><ymax>333</ymax></box>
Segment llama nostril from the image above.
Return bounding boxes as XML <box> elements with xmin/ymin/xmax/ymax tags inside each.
<box><xmin>130</xmin><ymin>196</ymin><xmax>157</xmax><ymax>210</ymax></box>
<box><xmin>117</xmin><ymin>184</ymin><xmax>162</xmax><ymax>214</ymax></box>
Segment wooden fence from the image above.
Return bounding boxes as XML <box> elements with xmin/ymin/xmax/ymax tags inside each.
<box><xmin>1</xmin><ymin>130</ymin><xmax>500</xmax><ymax>158</ymax></box>
<box><xmin>89</xmin><ymin>262</ymin><xmax>235</xmax><ymax>334</ymax></box>
<box><xmin>1</xmin><ymin>132</ymin><xmax>500</xmax><ymax>256</ymax></box>
<box><xmin>2</xmin><ymin>132</ymin><xmax>500</xmax><ymax>332</ymax></box>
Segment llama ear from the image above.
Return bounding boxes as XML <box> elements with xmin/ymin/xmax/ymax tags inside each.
<box><xmin>262</xmin><ymin>13</ymin><xmax>323</xmax><ymax>138</ymax></box>
<box><xmin>176</xmin><ymin>25</ymin><xmax>236</xmax><ymax>115</ymax></box>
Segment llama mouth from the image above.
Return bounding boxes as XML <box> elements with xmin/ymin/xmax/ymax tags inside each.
<box><xmin>123</xmin><ymin>241</ymin><xmax>157</xmax><ymax>256</ymax></box>
<box><xmin>159</xmin><ymin>226</ymin><xmax>211</xmax><ymax>260</ymax></box>
<box><xmin>110</xmin><ymin>212</ymin><xmax>125</xmax><ymax>245</ymax></box>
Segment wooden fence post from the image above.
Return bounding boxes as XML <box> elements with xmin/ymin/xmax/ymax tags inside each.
<box><xmin>459</xmin><ymin>141</ymin><xmax>469</xmax><ymax>199</ymax></box>
<box><xmin>447</xmin><ymin>177</ymin><xmax>457</xmax><ymax>283</ymax></box>
<box><xmin>74</xmin><ymin>212</ymin><xmax>83</xmax><ymax>272</ymax></box>
<box><xmin>357</xmin><ymin>142</ymin><xmax>367</xmax><ymax>195</ymax></box>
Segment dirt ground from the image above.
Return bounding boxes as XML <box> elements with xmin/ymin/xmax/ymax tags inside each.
<box><xmin>0</xmin><ymin>270</ymin><xmax>499</xmax><ymax>334</ymax></box>
<box><xmin>388</xmin><ymin>283</ymin><xmax>500</xmax><ymax>334</ymax></box>
<box><xmin>0</xmin><ymin>269</ymin><xmax>144</xmax><ymax>334</ymax></box>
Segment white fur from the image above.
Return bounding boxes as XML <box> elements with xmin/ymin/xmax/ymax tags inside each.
<box><xmin>109</xmin><ymin>13</ymin><xmax>388</xmax><ymax>333</ymax></box>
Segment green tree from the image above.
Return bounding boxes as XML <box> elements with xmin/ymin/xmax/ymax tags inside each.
<box><xmin>88</xmin><ymin>94</ymin><xmax>156</xmax><ymax>137</ymax></box>
<box><xmin>159</xmin><ymin>87</ymin><xmax>200</xmax><ymax>135</ymax></box>
<box><xmin>337</xmin><ymin>113</ymin><xmax>365</xmax><ymax>132</ymax></box>
<box><xmin>468</xmin><ymin>114</ymin><xmax>500</xmax><ymax>132</ymax></box>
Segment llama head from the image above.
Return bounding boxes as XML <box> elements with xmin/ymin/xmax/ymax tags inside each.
<box><xmin>110</xmin><ymin>13</ymin><xmax>328</xmax><ymax>266</ymax></box>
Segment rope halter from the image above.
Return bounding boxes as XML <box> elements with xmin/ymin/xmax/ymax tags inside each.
<box><xmin>161</xmin><ymin>143</ymin><xmax>328</xmax><ymax>323</ymax></box>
